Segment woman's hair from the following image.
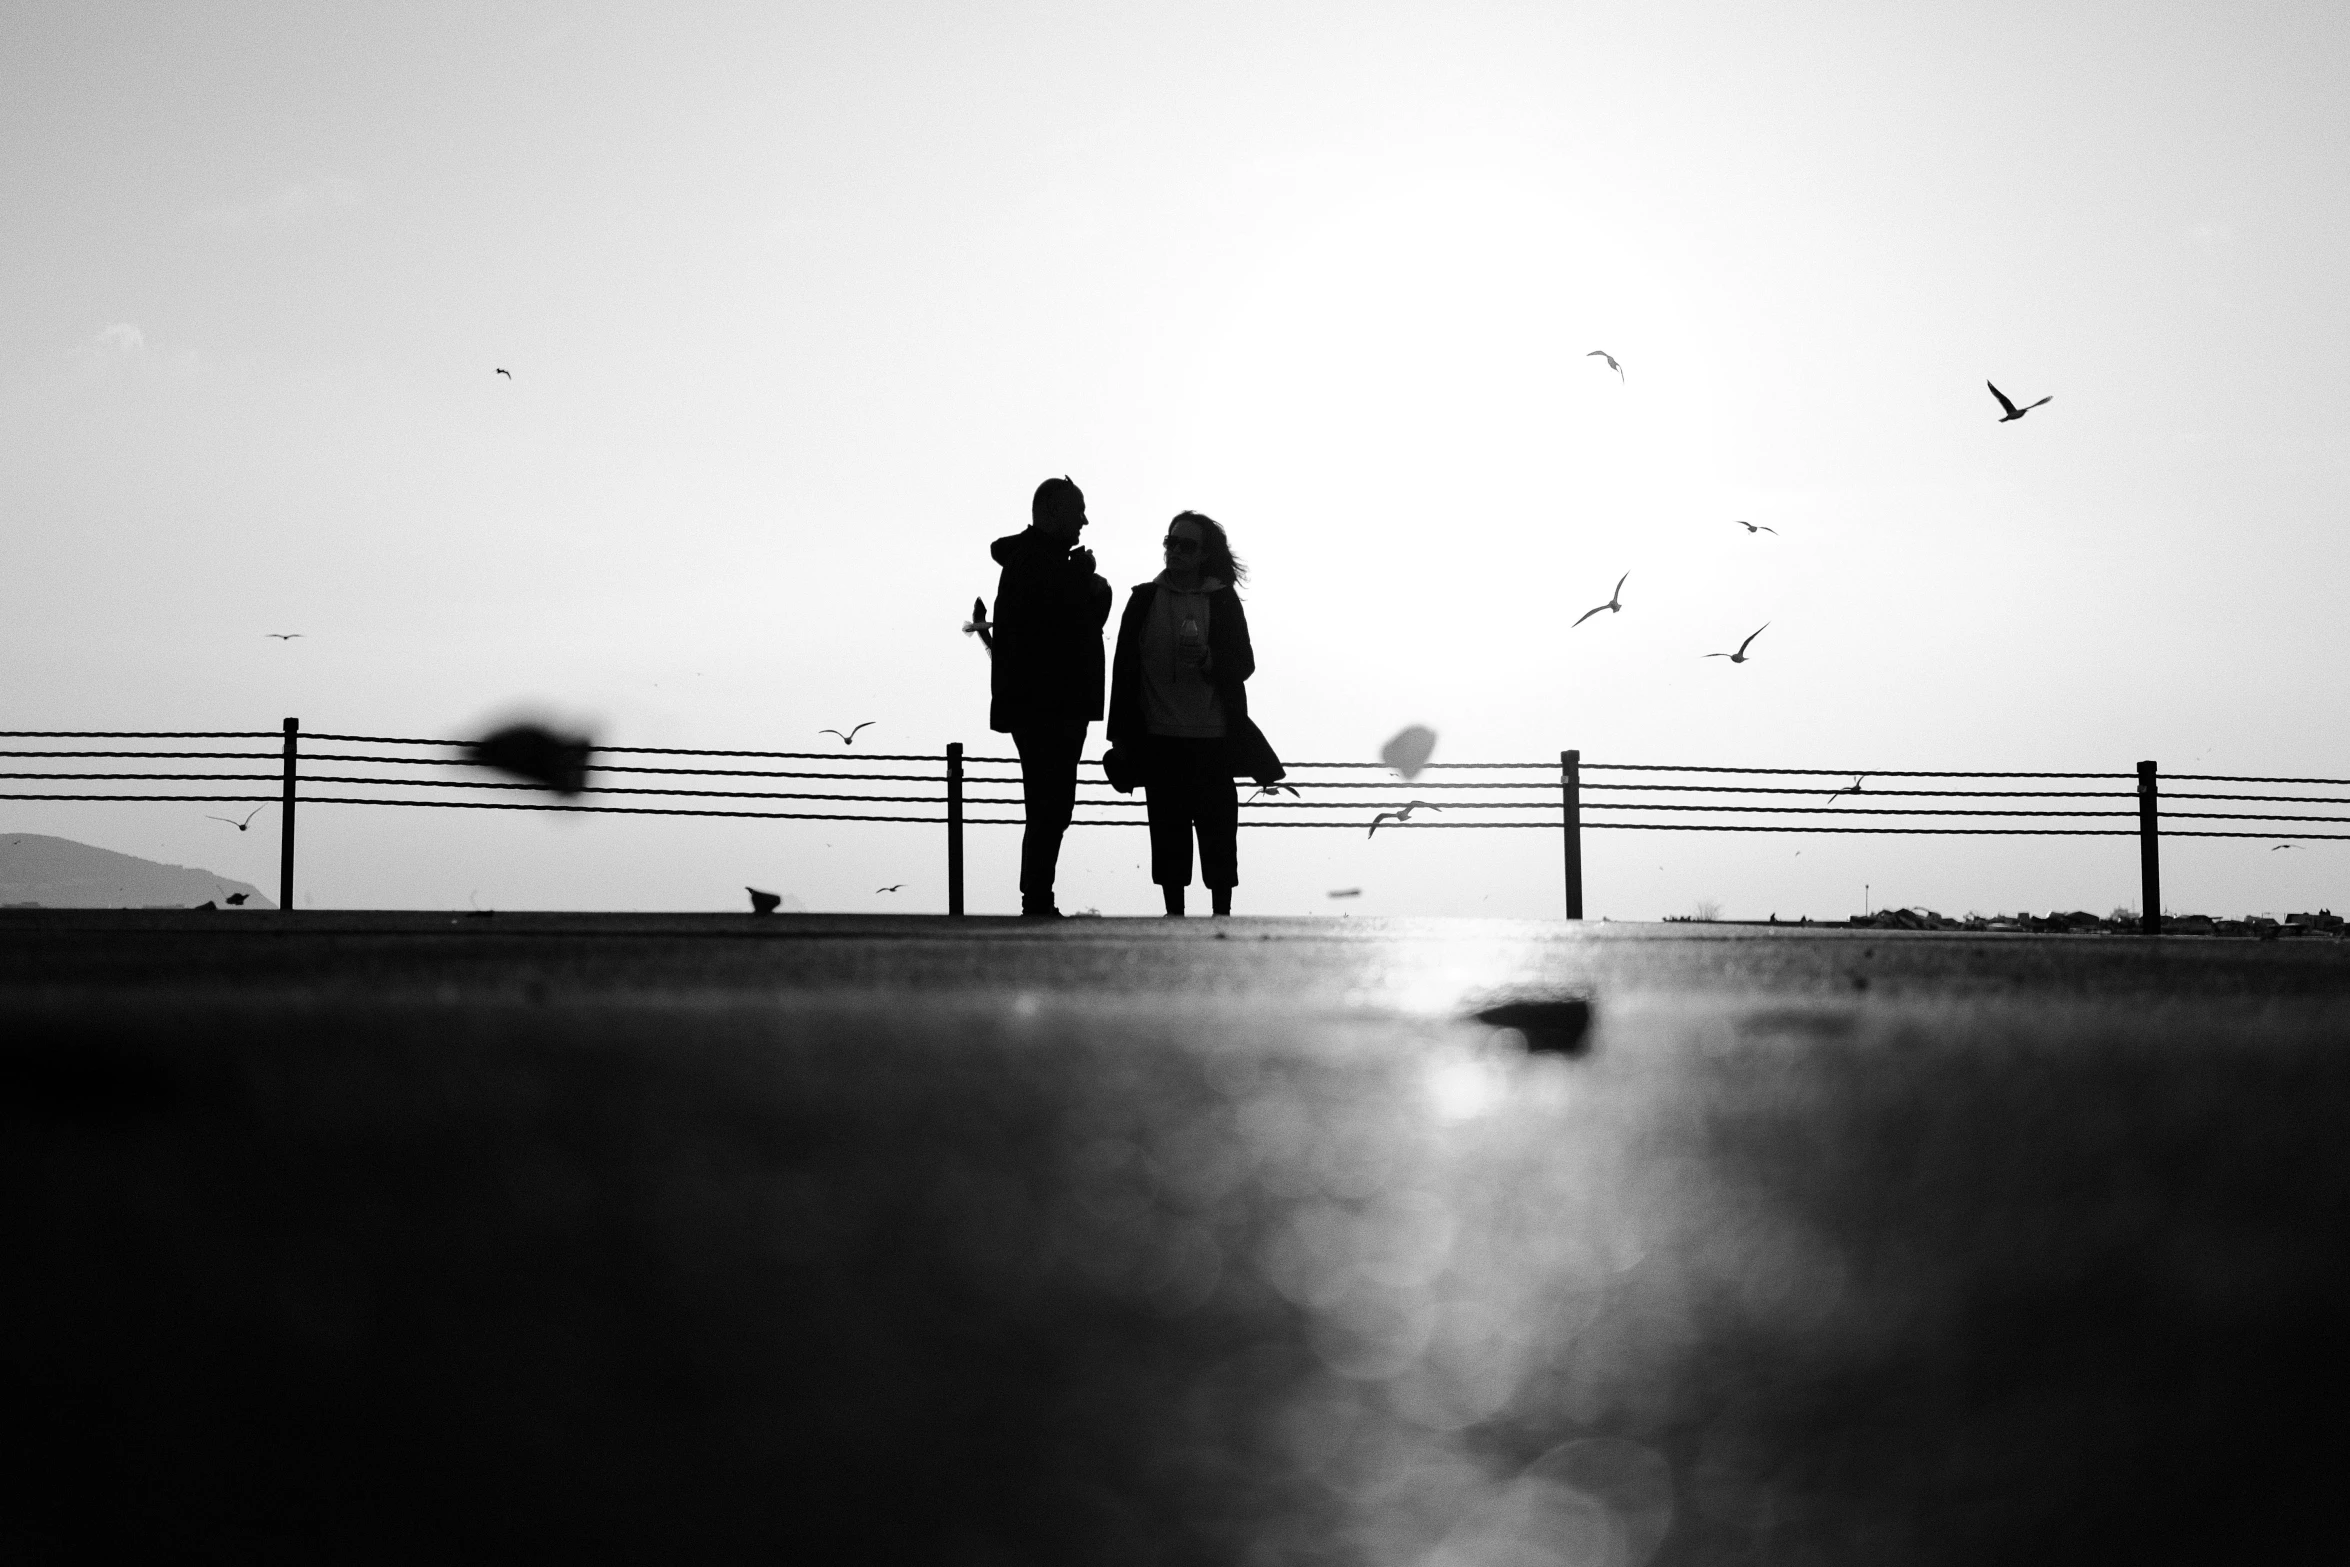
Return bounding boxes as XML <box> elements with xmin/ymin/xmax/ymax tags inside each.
<box><xmin>1171</xmin><ymin>510</ymin><xmax>1246</xmax><ymax>587</ymax></box>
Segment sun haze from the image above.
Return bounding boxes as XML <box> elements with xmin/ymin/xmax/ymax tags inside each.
<box><xmin>4</xmin><ymin>2</ymin><xmax>2345</xmax><ymax>917</ymax></box>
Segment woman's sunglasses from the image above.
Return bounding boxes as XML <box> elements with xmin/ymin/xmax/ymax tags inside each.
<box><xmin>1162</xmin><ymin>536</ymin><xmax>1202</xmax><ymax>555</ymax></box>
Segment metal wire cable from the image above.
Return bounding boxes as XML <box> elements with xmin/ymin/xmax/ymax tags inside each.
<box><xmin>1579</xmin><ymin>802</ymin><xmax>2138</xmax><ymax>817</ymax></box>
<box><xmin>0</xmin><ymin>794</ymin><xmax>279</xmax><ymax>804</ymax></box>
<box><xmin>0</xmin><ymin>750</ymin><xmax>282</xmax><ymax>761</ymax></box>
<box><xmin>0</xmin><ymin>731</ymin><xmax>280</xmax><ymax>740</ymax></box>
<box><xmin>1587</xmin><ymin>822</ymin><xmax>2139</xmax><ymax>835</ymax></box>
<box><xmin>23</xmin><ymin>732</ymin><xmax>2345</xmax><ymax>789</ymax></box>
<box><xmin>1580</xmin><ymin>782</ymin><xmax>2139</xmax><ymax>798</ymax></box>
<box><xmin>2159</xmin><ymin>811</ymin><xmax>2350</xmax><ymax>825</ymax></box>
<box><xmin>0</xmin><ymin>773</ymin><xmax>282</xmax><ymax>783</ymax></box>
<box><xmin>1582</xmin><ymin>764</ymin><xmax>2136</xmax><ymax>779</ymax></box>
<box><xmin>2162</xmin><ymin>830</ymin><xmax>2350</xmax><ymax>841</ymax></box>
<box><xmin>17</xmin><ymin>777</ymin><xmax>2326</xmax><ymax>823</ymax></box>
<box><xmin>2165</xmin><ymin>792</ymin><xmax>2350</xmax><ymax>805</ymax></box>
<box><xmin>295</xmin><ymin>753</ymin><xmax>960</xmax><ymax>782</ymax></box>
<box><xmin>302</xmin><ymin>733</ymin><xmax>951</xmax><ymax>763</ymax></box>
<box><xmin>299</xmin><ymin>778</ymin><xmax>1141</xmax><ymax>805</ymax></box>
<box><xmin>21</xmin><ymin>789</ymin><xmax>2346</xmax><ymax>841</ymax></box>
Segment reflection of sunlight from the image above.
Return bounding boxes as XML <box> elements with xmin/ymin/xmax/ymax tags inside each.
<box><xmin>1425</xmin><ymin>1050</ymin><xmax>1504</xmax><ymax>1123</ymax></box>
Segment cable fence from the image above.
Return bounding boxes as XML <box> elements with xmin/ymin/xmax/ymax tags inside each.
<box><xmin>4</xmin><ymin>722</ymin><xmax>2344</xmax><ymax>924</ymax></box>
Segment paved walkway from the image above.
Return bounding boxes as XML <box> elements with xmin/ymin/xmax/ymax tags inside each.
<box><xmin>6</xmin><ymin>914</ymin><xmax>2346</xmax><ymax>1560</ymax></box>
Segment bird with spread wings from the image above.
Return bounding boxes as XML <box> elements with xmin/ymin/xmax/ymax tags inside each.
<box><xmin>1704</xmin><ymin>624</ymin><xmax>1769</xmax><ymax>663</ymax></box>
<box><xmin>1368</xmin><ymin>801</ymin><xmax>1441</xmax><ymax>836</ymax></box>
<box><xmin>820</xmin><ymin>722</ymin><xmax>875</xmax><ymax>745</ymax></box>
<box><xmin>1987</xmin><ymin>381</ymin><xmax>2051</xmax><ymax>422</ymax></box>
<box><xmin>1572</xmin><ymin>573</ymin><xmax>1628</xmax><ymax>628</ymax></box>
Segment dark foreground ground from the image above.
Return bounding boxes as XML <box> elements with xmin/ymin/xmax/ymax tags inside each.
<box><xmin>6</xmin><ymin>912</ymin><xmax>2349</xmax><ymax>1564</ymax></box>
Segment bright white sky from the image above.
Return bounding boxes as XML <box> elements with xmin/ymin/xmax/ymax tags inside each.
<box><xmin>5</xmin><ymin>0</ymin><xmax>2346</xmax><ymax>918</ymax></box>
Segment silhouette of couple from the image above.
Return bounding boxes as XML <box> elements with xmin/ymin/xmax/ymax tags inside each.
<box><xmin>988</xmin><ymin>477</ymin><xmax>1283</xmax><ymax>918</ymax></box>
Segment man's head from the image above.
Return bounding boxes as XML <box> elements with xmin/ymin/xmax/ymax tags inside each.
<box><xmin>1032</xmin><ymin>476</ymin><xmax>1087</xmax><ymax>543</ymax></box>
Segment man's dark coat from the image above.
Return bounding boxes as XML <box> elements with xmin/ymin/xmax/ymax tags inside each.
<box><xmin>989</xmin><ymin>530</ymin><xmax>1113</xmax><ymax>733</ymax></box>
<box><xmin>1106</xmin><ymin>580</ymin><xmax>1285</xmax><ymax>784</ymax></box>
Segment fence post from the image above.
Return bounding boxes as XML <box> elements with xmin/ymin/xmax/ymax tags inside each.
<box><xmin>2137</xmin><ymin>759</ymin><xmax>2160</xmax><ymax>936</ymax></box>
<box><xmin>279</xmin><ymin>717</ymin><xmax>298</xmax><ymax>912</ymax></box>
<box><xmin>1561</xmin><ymin>748</ymin><xmax>1584</xmax><ymax>920</ymax></box>
<box><xmin>946</xmin><ymin>742</ymin><xmax>965</xmax><ymax>917</ymax></box>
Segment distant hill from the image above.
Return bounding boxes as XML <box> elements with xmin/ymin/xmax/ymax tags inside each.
<box><xmin>0</xmin><ymin>833</ymin><xmax>276</xmax><ymax>909</ymax></box>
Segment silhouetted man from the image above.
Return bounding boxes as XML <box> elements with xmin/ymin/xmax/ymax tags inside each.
<box><xmin>990</xmin><ymin>477</ymin><xmax>1112</xmax><ymax>918</ymax></box>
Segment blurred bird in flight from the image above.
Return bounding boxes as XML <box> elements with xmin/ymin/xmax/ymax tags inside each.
<box><xmin>1733</xmin><ymin>520</ymin><xmax>1777</xmax><ymax>535</ymax></box>
<box><xmin>1245</xmin><ymin>784</ymin><xmax>1298</xmax><ymax>803</ymax></box>
<box><xmin>1573</xmin><ymin>573</ymin><xmax>1629</xmax><ymax>628</ymax></box>
<box><xmin>963</xmin><ymin>598</ymin><xmax>994</xmax><ymax>654</ymax></box>
<box><xmin>495</xmin><ymin>368</ymin><xmax>512</xmax><ymax>379</ymax></box>
<box><xmin>1705</xmin><ymin>624</ymin><xmax>1769</xmax><ymax>664</ymax></box>
<box><xmin>1987</xmin><ymin>381</ymin><xmax>2051</xmax><ymax>422</ymax></box>
<box><xmin>1828</xmin><ymin>775</ymin><xmax>1867</xmax><ymax>804</ymax></box>
<box><xmin>1380</xmin><ymin>725</ymin><xmax>1438</xmax><ymax>781</ymax></box>
<box><xmin>876</xmin><ymin>884</ymin><xmax>905</xmax><ymax>893</ymax></box>
<box><xmin>820</xmin><ymin>722</ymin><xmax>875</xmax><ymax>745</ymax></box>
<box><xmin>469</xmin><ymin>722</ymin><xmax>593</xmax><ymax>796</ymax></box>
<box><xmin>1327</xmin><ymin>888</ymin><xmax>1362</xmax><ymax>899</ymax></box>
<box><xmin>207</xmin><ymin>806</ymin><xmax>265</xmax><ymax>831</ymax></box>
<box><xmin>264</xmin><ymin>632</ymin><xmax>302</xmax><ymax>640</ymax></box>
<box><xmin>1586</xmin><ymin>350</ymin><xmax>1623</xmax><ymax>380</ymax></box>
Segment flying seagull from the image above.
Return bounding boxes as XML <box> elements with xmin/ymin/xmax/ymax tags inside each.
<box><xmin>1573</xmin><ymin>573</ymin><xmax>1629</xmax><ymax>628</ymax></box>
<box><xmin>1733</xmin><ymin>520</ymin><xmax>1778</xmax><ymax>535</ymax></box>
<box><xmin>1704</xmin><ymin>623</ymin><xmax>1770</xmax><ymax>663</ymax></box>
<box><xmin>748</xmin><ymin>887</ymin><xmax>782</xmax><ymax>915</ymax></box>
<box><xmin>2272</xmin><ymin>844</ymin><xmax>2293</xmax><ymax>851</ymax></box>
<box><xmin>1987</xmin><ymin>381</ymin><xmax>2051</xmax><ymax>422</ymax></box>
<box><xmin>1827</xmin><ymin>775</ymin><xmax>1867</xmax><ymax>805</ymax></box>
<box><xmin>1327</xmin><ymin>888</ymin><xmax>1363</xmax><ymax>899</ymax></box>
<box><xmin>264</xmin><ymin>632</ymin><xmax>303</xmax><ymax>640</ymax></box>
<box><xmin>963</xmin><ymin>598</ymin><xmax>994</xmax><ymax>654</ymax></box>
<box><xmin>1368</xmin><ymin>801</ymin><xmax>1442</xmax><ymax>836</ymax></box>
<box><xmin>495</xmin><ymin>368</ymin><xmax>512</xmax><ymax>379</ymax></box>
<box><xmin>1587</xmin><ymin>350</ymin><xmax>1624</xmax><ymax>381</ymax></box>
<box><xmin>820</xmin><ymin>722</ymin><xmax>875</xmax><ymax>745</ymax></box>
<box><xmin>1245</xmin><ymin>784</ymin><xmax>1299</xmax><ymax>803</ymax></box>
<box><xmin>876</xmin><ymin>883</ymin><xmax>905</xmax><ymax>893</ymax></box>
<box><xmin>206</xmin><ymin>806</ymin><xmax>266</xmax><ymax>831</ymax></box>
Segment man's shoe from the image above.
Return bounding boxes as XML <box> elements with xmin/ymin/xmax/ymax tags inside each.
<box><xmin>1020</xmin><ymin>904</ymin><xmax>1065</xmax><ymax>919</ymax></box>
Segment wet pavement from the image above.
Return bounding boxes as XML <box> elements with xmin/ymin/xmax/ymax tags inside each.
<box><xmin>5</xmin><ymin>913</ymin><xmax>2348</xmax><ymax>1562</ymax></box>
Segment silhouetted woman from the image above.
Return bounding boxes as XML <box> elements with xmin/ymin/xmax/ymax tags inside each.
<box><xmin>1107</xmin><ymin>511</ymin><xmax>1281</xmax><ymax>917</ymax></box>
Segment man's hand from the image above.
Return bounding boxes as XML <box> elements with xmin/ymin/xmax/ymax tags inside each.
<box><xmin>1068</xmin><ymin>545</ymin><xmax>1096</xmax><ymax>576</ymax></box>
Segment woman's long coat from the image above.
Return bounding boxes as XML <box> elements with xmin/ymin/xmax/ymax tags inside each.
<box><xmin>1106</xmin><ymin>581</ymin><xmax>1284</xmax><ymax>783</ymax></box>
